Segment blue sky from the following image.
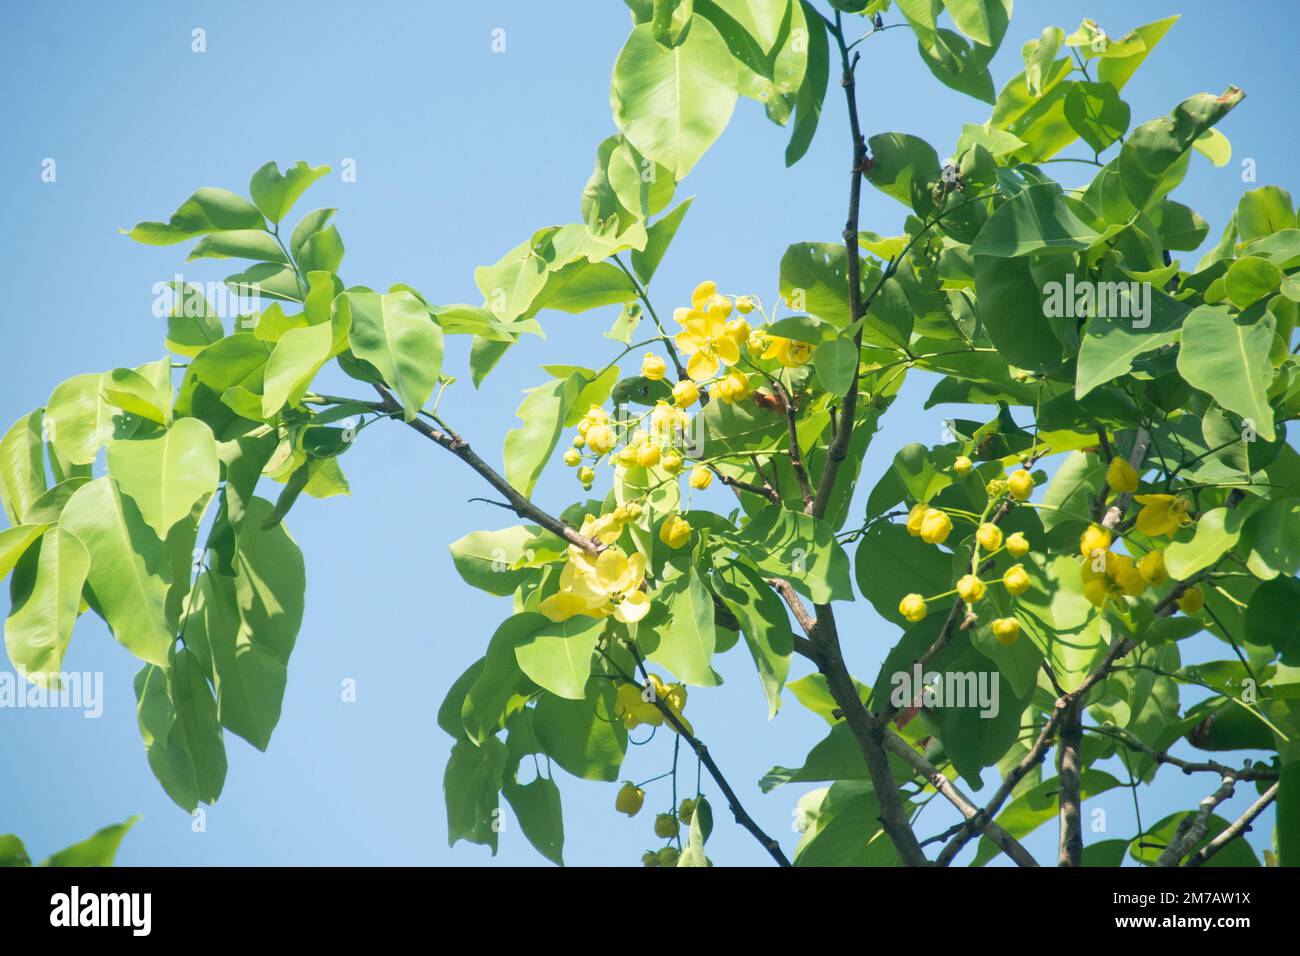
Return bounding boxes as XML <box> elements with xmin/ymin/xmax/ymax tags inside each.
<box><xmin>1</xmin><ymin>0</ymin><xmax>1294</xmax><ymax>866</ymax></box>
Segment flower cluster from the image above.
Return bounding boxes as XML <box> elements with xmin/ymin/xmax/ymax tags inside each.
<box><xmin>538</xmin><ymin>512</ymin><xmax>651</xmax><ymax>624</ymax></box>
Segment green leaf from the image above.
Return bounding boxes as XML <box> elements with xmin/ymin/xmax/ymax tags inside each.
<box><xmin>1236</xmin><ymin>185</ymin><xmax>1296</xmax><ymax>242</ymax></box>
<box><xmin>734</xmin><ymin>507</ymin><xmax>852</xmax><ymax>604</ymax></box>
<box><xmin>503</xmin><ymin>774</ymin><xmax>565</xmax><ymax>866</ymax></box>
<box><xmin>1243</xmin><ymin>498</ymin><xmax>1300</xmax><ymax>580</ymax></box>
<box><xmin>261</xmin><ymin>322</ymin><xmax>333</xmax><ymax>418</ymax></box>
<box><xmin>514</xmin><ymin>613</ymin><xmax>603</xmax><ymax>700</ymax></box>
<box><xmin>611</xmin><ymin>18</ymin><xmax>739</xmax><ymax>180</ymax></box>
<box><xmin>175</xmin><ymin>333</ymin><xmax>272</xmax><ymax>427</ymax></box>
<box><xmin>248</xmin><ymin>161</ymin><xmax>330</xmax><ymax>224</ymax></box>
<box><xmin>0</xmin><ymin>410</ymin><xmax>47</xmax><ymax>524</ymax></box>
<box><xmin>61</xmin><ymin>477</ymin><xmax>173</xmax><ymax>666</ymax></box>
<box><xmin>1063</xmin><ymin>81</ymin><xmax>1130</xmax><ymax>153</ymax></box>
<box><xmin>463</xmin><ymin>615</ymin><xmax>537</xmax><ymax>744</ymax></box>
<box><xmin>532</xmin><ymin>680</ymin><xmax>627</xmax><ymax>781</ymax></box>
<box><xmin>813</xmin><ymin>336</ymin><xmax>859</xmax><ymax>397</ymax></box>
<box><xmin>40</xmin><ymin>817</ymin><xmax>140</xmax><ymax>867</ymax></box>
<box><xmin>1022</xmin><ymin>26</ymin><xmax>1064</xmax><ymax>96</ymax></box>
<box><xmin>187</xmin><ymin>229</ymin><xmax>287</xmax><ymax>264</ymax></box>
<box><xmin>1164</xmin><ymin>507</ymin><xmax>1245</xmax><ymax>581</ymax></box>
<box><xmin>632</xmin><ymin>198</ymin><xmax>692</xmax><ymax>284</ymax></box>
<box><xmin>503</xmin><ymin>373</ymin><xmax>586</xmax><ymax>498</ymax></box>
<box><xmin>650</xmin><ymin>567</ymin><xmax>719</xmax><ymax>686</ymax></box>
<box><xmin>134</xmin><ymin>650</ymin><xmax>227</xmax><ymax>811</ymax></box>
<box><xmin>1176</xmin><ymin>305</ymin><xmax>1276</xmax><ymax>441</ymax></box>
<box><xmin>971</xmin><ymin>184</ymin><xmax>1101</xmax><ymax>257</ymax></box>
<box><xmin>1075</xmin><ymin>287</ymin><xmax>1188</xmax><ymax>398</ymax></box>
<box><xmin>106</xmin><ymin>418</ymin><xmax>219</xmax><ymax>539</ymax></box>
<box><xmin>343</xmin><ymin>291</ymin><xmax>443</xmax><ymax>421</ymax></box>
<box><xmin>0</xmin><ymin>523</ymin><xmax>48</xmax><ymax>582</ymax></box>
<box><xmin>1096</xmin><ymin>16</ymin><xmax>1179</xmax><ymax>91</ymax></box>
<box><xmin>784</xmin><ymin>1</ymin><xmax>829</xmax><ymax>165</ymax></box>
<box><xmin>866</xmin><ymin>132</ymin><xmax>941</xmax><ymax>216</ymax></box>
<box><xmin>1244</xmin><ymin>576</ymin><xmax>1300</xmax><ymax>664</ymax></box>
<box><xmin>124</xmin><ymin>187</ymin><xmax>265</xmax><ymax>245</ymax></box>
<box><xmin>444</xmin><ymin>736</ymin><xmax>507</xmax><ymax>853</ymax></box>
<box><xmin>854</xmin><ymin>521</ymin><xmax>954</xmax><ymax>626</ymax></box>
<box><xmin>46</xmin><ymin>373</ymin><xmax>136</xmax><ymax>466</ymax></box>
<box><xmin>972</xmin><ymin>255</ymin><xmax>1065</xmax><ymax>373</ymax></box>
<box><xmin>448</xmin><ymin>525</ymin><xmax>555</xmax><ymax>597</ymax></box>
<box><xmin>1279</xmin><ymin>762</ymin><xmax>1300</xmax><ymax>867</ymax></box>
<box><xmin>0</xmin><ymin>835</ymin><xmax>31</xmax><ymax>867</ymax></box>
<box><xmin>714</xmin><ymin>561</ymin><xmax>792</xmax><ymax>717</ymax></box>
<box><xmin>532</xmin><ymin>261</ymin><xmax>636</xmax><ymax>314</ymax></box>
<box><xmin>652</xmin><ymin>0</ymin><xmax>694</xmax><ymax>48</ymax></box>
<box><xmin>186</xmin><ymin>498</ymin><xmax>304</xmax><ymax>751</ymax></box>
<box><xmin>1119</xmin><ymin>88</ymin><xmax>1244</xmax><ymax>211</ymax></box>
<box><xmin>4</xmin><ymin>527</ymin><xmax>90</xmax><ymax>686</ymax></box>
<box><xmin>779</xmin><ymin>242</ymin><xmax>851</xmax><ymax>327</ymax></box>
<box><xmin>1224</xmin><ymin>256</ymin><xmax>1283</xmax><ymax>309</ymax></box>
<box><xmin>793</xmin><ymin>782</ymin><xmax>896</xmax><ymax>867</ymax></box>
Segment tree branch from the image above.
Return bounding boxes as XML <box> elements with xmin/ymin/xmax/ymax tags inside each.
<box><xmin>620</xmin><ymin>642</ymin><xmax>791</xmax><ymax>866</ymax></box>
<box><xmin>1057</xmin><ymin>699</ymin><xmax>1084</xmax><ymax>866</ymax></box>
<box><xmin>370</xmin><ymin>384</ymin><xmax>599</xmax><ymax>554</ymax></box>
<box><xmin>881</xmin><ymin>728</ymin><xmax>1039</xmax><ymax>867</ymax></box>
<box><xmin>1156</xmin><ymin>772</ymin><xmax>1238</xmax><ymax>866</ymax></box>
<box><xmin>1185</xmin><ymin>782</ymin><xmax>1279</xmax><ymax>867</ymax></box>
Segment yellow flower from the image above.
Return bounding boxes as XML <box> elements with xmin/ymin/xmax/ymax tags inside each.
<box><xmin>1079</xmin><ymin>524</ymin><xmax>1112</xmax><ymax>560</ymax></box>
<box><xmin>662</xmin><ymin>451</ymin><xmax>683</xmax><ymax>475</ymax></box>
<box><xmin>725</xmin><ymin>317</ymin><xmax>750</xmax><ymax>344</ymax></box>
<box><xmin>1138</xmin><ymin>549</ymin><xmax>1168</xmax><ymax>585</ymax></box>
<box><xmin>986</xmin><ymin>478</ymin><xmax>1008</xmax><ymax>498</ymax></box>
<box><xmin>976</xmin><ymin>522</ymin><xmax>1002</xmax><ymax>552</ymax></box>
<box><xmin>616</xmin><ymin>682</ymin><xmax>662</xmax><ymax>728</ymax></box>
<box><xmin>563</xmin><ymin>448</ymin><xmax>581</xmax><ymax>467</ymax></box>
<box><xmin>1005</xmin><ymin>532</ymin><xmax>1030</xmax><ymax>557</ymax></box>
<box><xmin>919</xmin><ymin>508</ymin><xmax>953</xmax><ymax>545</ymax></box>
<box><xmin>1083</xmin><ymin>582</ymin><xmax>1110</xmax><ymax>608</ymax></box>
<box><xmin>616</xmin><ymin>782</ymin><xmax>645</xmax><ymax>816</ymax></box>
<box><xmin>747</xmin><ymin>329</ymin><xmax>768</xmax><ymax>354</ymax></box>
<box><xmin>641</xmin><ymin>353</ymin><xmax>667</xmax><ymax>381</ymax></box>
<box><xmin>585</xmin><ymin>423</ymin><xmax>617</xmax><ymax>455</ymax></box>
<box><xmin>761</xmin><ymin>335</ymin><xmax>813</xmax><ymax>368</ymax></box>
<box><xmin>1106</xmin><ymin>457</ymin><xmax>1139</xmax><ymax>493</ymax></box>
<box><xmin>991</xmin><ymin>617</ymin><xmax>1021</xmax><ymax>646</ymax></box>
<box><xmin>1003</xmin><ymin>564</ymin><xmax>1031</xmax><ymax>596</ymax></box>
<box><xmin>538</xmin><ymin>590</ymin><xmax>596</xmax><ymax>623</ymax></box>
<box><xmin>957</xmin><ymin>574</ymin><xmax>986</xmax><ymax>603</ymax></box>
<box><xmin>688</xmin><ymin>465</ymin><xmax>712</xmax><ymax>490</ymax></box>
<box><xmin>1177</xmin><ymin>586</ymin><xmax>1204</xmax><ymax>614</ymax></box>
<box><xmin>1007</xmin><ymin>469</ymin><xmax>1035</xmax><ymax>500</ymax></box>
<box><xmin>735</xmin><ymin>295</ymin><xmax>756</xmax><ymax>314</ymax></box>
<box><xmin>672</xmin><ymin>380</ymin><xmax>700</xmax><ymax>408</ymax></box>
<box><xmin>635</xmin><ymin>443</ymin><xmax>660</xmax><ymax>468</ymax></box>
<box><xmin>676</xmin><ymin>309</ymin><xmax>740</xmax><ymax>381</ymax></box>
<box><xmin>954</xmin><ymin>455</ymin><xmax>972</xmax><ymax>476</ymax></box>
<box><xmin>659</xmin><ymin>515</ymin><xmax>692</xmax><ymax>549</ymax></box>
<box><xmin>1134</xmin><ymin>494</ymin><xmax>1192</xmax><ymax>537</ymax></box>
<box><xmin>899</xmin><ymin>593</ymin><xmax>927</xmax><ymax>622</ymax></box>
<box><xmin>650</xmin><ymin>400</ymin><xmax>686</xmax><ymax>436</ymax></box>
<box><xmin>577</xmin><ymin>466</ymin><xmax>595</xmax><ymax>488</ymax></box>
<box><xmin>691</xmin><ymin>280</ymin><xmax>717</xmax><ymax>311</ymax></box>
<box><xmin>906</xmin><ymin>502</ymin><xmax>928</xmax><ymax>537</ymax></box>
<box><xmin>1105</xmin><ymin>552</ymin><xmax>1146</xmax><ymax>597</ymax></box>
<box><xmin>712</xmin><ymin>369</ymin><xmax>751</xmax><ymax>404</ymax></box>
